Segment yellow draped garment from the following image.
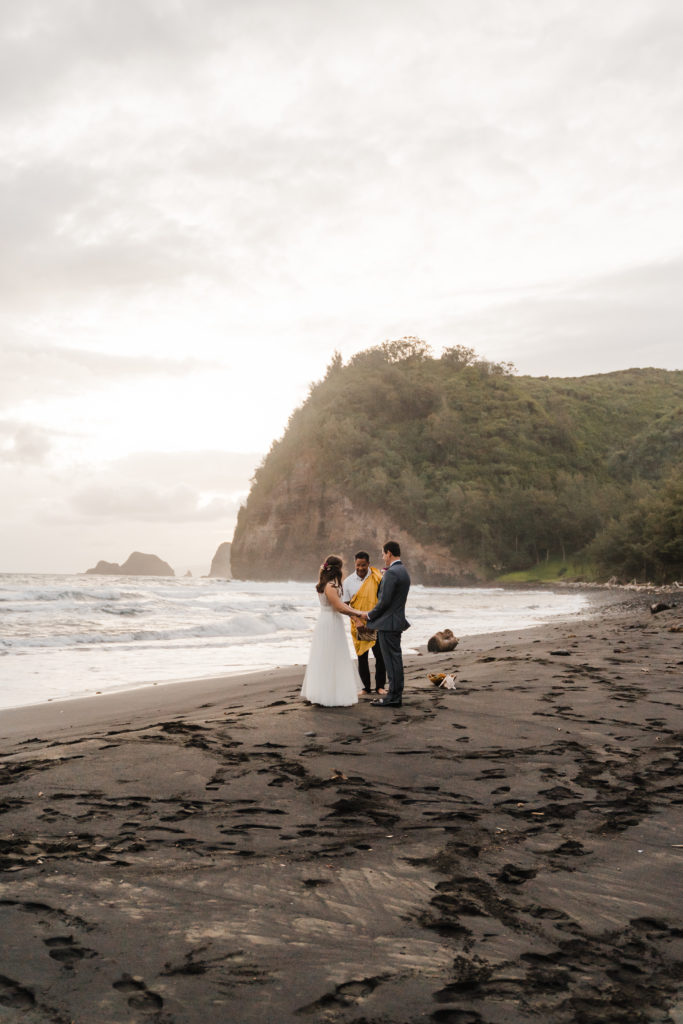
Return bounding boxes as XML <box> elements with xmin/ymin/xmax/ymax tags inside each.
<box><xmin>349</xmin><ymin>567</ymin><xmax>382</xmax><ymax>656</ymax></box>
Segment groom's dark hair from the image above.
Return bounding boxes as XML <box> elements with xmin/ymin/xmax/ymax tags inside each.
<box><xmin>383</xmin><ymin>541</ymin><xmax>401</xmax><ymax>557</ymax></box>
<box><xmin>355</xmin><ymin>550</ymin><xmax>370</xmax><ymax>561</ymax></box>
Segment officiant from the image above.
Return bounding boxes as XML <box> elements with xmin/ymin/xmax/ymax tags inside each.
<box><xmin>342</xmin><ymin>551</ymin><xmax>387</xmax><ymax>695</ymax></box>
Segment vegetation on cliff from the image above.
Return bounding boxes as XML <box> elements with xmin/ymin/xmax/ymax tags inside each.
<box><xmin>233</xmin><ymin>340</ymin><xmax>683</xmax><ymax>583</ymax></box>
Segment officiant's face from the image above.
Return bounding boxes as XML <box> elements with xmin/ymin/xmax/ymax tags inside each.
<box><xmin>355</xmin><ymin>558</ymin><xmax>369</xmax><ymax>577</ymax></box>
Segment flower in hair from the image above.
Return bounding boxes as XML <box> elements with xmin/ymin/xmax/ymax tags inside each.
<box><xmin>322</xmin><ymin>562</ymin><xmax>329</xmax><ymax>570</ymax></box>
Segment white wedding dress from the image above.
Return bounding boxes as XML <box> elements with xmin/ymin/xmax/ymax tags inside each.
<box><xmin>301</xmin><ymin>591</ymin><xmax>360</xmax><ymax>706</ymax></box>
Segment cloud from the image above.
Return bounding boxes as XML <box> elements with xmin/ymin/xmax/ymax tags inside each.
<box><xmin>0</xmin><ymin>445</ymin><xmax>261</xmax><ymax>571</ymax></box>
<box><xmin>0</xmin><ymin>160</ymin><xmax>203</xmax><ymax>306</ymax></box>
<box><xmin>107</xmin><ymin>450</ymin><xmax>263</xmax><ymax>491</ymax></box>
<box><xmin>0</xmin><ymin>420</ymin><xmax>53</xmax><ymax>464</ymax></box>
<box><xmin>2</xmin><ymin>0</ymin><xmax>683</xmax><ymax>339</ymax></box>
<box><xmin>436</xmin><ymin>255</ymin><xmax>683</xmax><ymax>376</ymax></box>
<box><xmin>0</xmin><ymin>342</ymin><xmax>215</xmax><ymax>410</ymax></box>
<box><xmin>0</xmin><ymin>1</ymin><xmax>230</xmax><ymax>114</ymax></box>
<box><xmin>67</xmin><ymin>448</ymin><xmax>262</xmax><ymax>523</ymax></box>
<box><xmin>70</xmin><ymin>481</ymin><xmax>239</xmax><ymax>523</ymax></box>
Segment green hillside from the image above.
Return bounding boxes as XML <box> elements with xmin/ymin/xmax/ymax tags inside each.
<box><xmin>234</xmin><ymin>340</ymin><xmax>683</xmax><ymax>584</ymax></box>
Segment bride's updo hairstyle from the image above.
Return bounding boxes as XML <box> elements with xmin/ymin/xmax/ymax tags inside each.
<box><xmin>316</xmin><ymin>554</ymin><xmax>343</xmax><ymax>593</ymax></box>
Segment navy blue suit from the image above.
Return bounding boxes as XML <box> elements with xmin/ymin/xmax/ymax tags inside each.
<box><xmin>366</xmin><ymin>560</ymin><xmax>411</xmax><ymax>700</ymax></box>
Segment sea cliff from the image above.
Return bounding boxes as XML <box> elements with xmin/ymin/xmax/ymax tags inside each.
<box><xmin>230</xmin><ymin>456</ymin><xmax>482</xmax><ymax>584</ymax></box>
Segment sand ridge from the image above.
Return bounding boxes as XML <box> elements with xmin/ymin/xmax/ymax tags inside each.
<box><xmin>1</xmin><ymin>595</ymin><xmax>682</xmax><ymax>1022</ymax></box>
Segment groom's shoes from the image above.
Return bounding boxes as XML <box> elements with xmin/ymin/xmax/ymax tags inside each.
<box><xmin>370</xmin><ymin>697</ymin><xmax>402</xmax><ymax>707</ymax></box>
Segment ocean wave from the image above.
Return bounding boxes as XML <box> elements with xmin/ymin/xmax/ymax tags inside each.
<box><xmin>0</xmin><ymin>574</ymin><xmax>592</xmax><ymax>712</ymax></box>
<box><xmin>0</xmin><ymin>611</ymin><xmax>310</xmax><ymax>649</ymax></box>
<box><xmin>99</xmin><ymin>604</ymin><xmax>146</xmax><ymax>616</ymax></box>
<box><xmin>0</xmin><ymin>587</ymin><xmax>128</xmax><ymax>604</ymax></box>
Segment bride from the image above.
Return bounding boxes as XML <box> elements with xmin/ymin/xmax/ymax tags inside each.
<box><xmin>300</xmin><ymin>554</ymin><xmax>363</xmax><ymax>707</ymax></box>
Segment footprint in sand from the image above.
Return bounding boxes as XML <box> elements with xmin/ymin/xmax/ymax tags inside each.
<box><xmin>44</xmin><ymin>935</ymin><xmax>97</xmax><ymax>966</ymax></box>
<box><xmin>496</xmin><ymin>863</ymin><xmax>537</xmax><ymax>884</ymax></box>
<box><xmin>113</xmin><ymin>975</ymin><xmax>164</xmax><ymax>1012</ymax></box>
<box><xmin>297</xmin><ymin>975</ymin><xmax>384</xmax><ymax>1014</ymax></box>
<box><xmin>0</xmin><ymin>974</ymin><xmax>36</xmax><ymax>1008</ymax></box>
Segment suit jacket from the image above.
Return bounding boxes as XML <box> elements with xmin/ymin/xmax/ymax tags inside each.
<box><xmin>366</xmin><ymin>561</ymin><xmax>411</xmax><ymax>633</ymax></box>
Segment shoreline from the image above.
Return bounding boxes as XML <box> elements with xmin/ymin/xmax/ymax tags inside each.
<box><xmin>0</xmin><ymin>576</ymin><xmax>601</xmax><ymax>717</ymax></box>
<box><xmin>1</xmin><ymin>585</ymin><xmax>627</xmax><ymax>740</ymax></box>
<box><xmin>0</xmin><ymin>581</ymin><xmax>630</xmax><ymax>724</ymax></box>
<box><xmin>1</xmin><ymin>592</ymin><xmax>681</xmax><ymax>1022</ymax></box>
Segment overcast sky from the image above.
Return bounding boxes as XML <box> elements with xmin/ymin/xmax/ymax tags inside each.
<box><xmin>2</xmin><ymin>0</ymin><xmax>682</xmax><ymax>573</ymax></box>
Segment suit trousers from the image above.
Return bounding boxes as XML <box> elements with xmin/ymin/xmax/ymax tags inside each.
<box><xmin>357</xmin><ymin>640</ymin><xmax>386</xmax><ymax>692</ymax></box>
<box><xmin>377</xmin><ymin>630</ymin><xmax>404</xmax><ymax>699</ymax></box>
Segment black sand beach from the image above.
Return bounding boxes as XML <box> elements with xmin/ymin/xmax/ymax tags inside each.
<box><xmin>1</xmin><ymin>593</ymin><xmax>682</xmax><ymax>1023</ymax></box>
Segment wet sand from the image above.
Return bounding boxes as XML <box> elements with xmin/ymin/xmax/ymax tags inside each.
<box><xmin>1</xmin><ymin>593</ymin><xmax>682</xmax><ymax>1023</ymax></box>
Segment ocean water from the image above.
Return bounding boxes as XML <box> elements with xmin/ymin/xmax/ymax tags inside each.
<box><xmin>0</xmin><ymin>573</ymin><xmax>589</xmax><ymax>711</ymax></box>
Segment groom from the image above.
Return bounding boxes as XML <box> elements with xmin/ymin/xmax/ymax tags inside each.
<box><xmin>359</xmin><ymin>541</ymin><xmax>411</xmax><ymax>708</ymax></box>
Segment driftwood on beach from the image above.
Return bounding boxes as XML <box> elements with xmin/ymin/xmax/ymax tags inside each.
<box><xmin>427</xmin><ymin>627</ymin><xmax>459</xmax><ymax>652</ymax></box>
<box><xmin>651</xmin><ymin>600</ymin><xmax>676</xmax><ymax>614</ymax></box>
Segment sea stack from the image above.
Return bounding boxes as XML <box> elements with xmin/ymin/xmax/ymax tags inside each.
<box><xmin>209</xmin><ymin>542</ymin><xmax>231</xmax><ymax>578</ymax></box>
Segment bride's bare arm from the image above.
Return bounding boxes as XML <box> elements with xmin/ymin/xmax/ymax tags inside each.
<box><xmin>324</xmin><ymin>582</ymin><xmax>362</xmax><ymax>617</ymax></box>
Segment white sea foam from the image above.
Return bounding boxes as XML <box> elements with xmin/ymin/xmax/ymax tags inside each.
<box><xmin>0</xmin><ymin>573</ymin><xmax>589</xmax><ymax>711</ymax></box>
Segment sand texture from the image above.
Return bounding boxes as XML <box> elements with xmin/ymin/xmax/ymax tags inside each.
<box><xmin>1</xmin><ymin>595</ymin><xmax>682</xmax><ymax>1023</ymax></box>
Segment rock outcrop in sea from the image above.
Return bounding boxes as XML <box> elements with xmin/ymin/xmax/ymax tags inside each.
<box><xmin>208</xmin><ymin>542</ymin><xmax>231</xmax><ymax>578</ymax></box>
<box><xmin>86</xmin><ymin>552</ymin><xmax>175</xmax><ymax>577</ymax></box>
